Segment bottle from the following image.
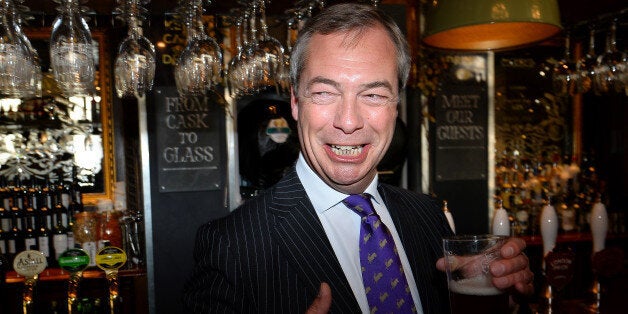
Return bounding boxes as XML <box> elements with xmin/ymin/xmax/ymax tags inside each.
<box><xmin>0</xmin><ymin>216</ymin><xmax>6</xmax><ymax>257</ymax></box>
<box><xmin>0</xmin><ymin>249</ymin><xmax>9</xmax><ymax>290</ymax></box>
<box><xmin>53</xmin><ymin>180</ymin><xmax>74</xmax><ymax>252</ymax></box>
<box><xmin>58</xmin><ymin>173</ymin><xmax>72</xmax><ymax>210</ymax></box>
<box><xmin>22</xmin><ymin>196</ymin><xmax>38</xmax><ymax>252</ymax></box>
<box><xmin>7</xmin><ymin>193</ymin><xmax>25</xmax><ymax>261</ymax></box>
<box><xmin>68</xmin><ymin>168</ymin><xmax>84</xmax><ymax>216</ymax></box>
<box><xmin>67</xmin><ymin>169</ymin><xmax>84</xmax><ymax>249</ymax></box>
<box><xmin>39</xmin><ymin>179</ymin><xmax>54</xmax><ymax>231</ymax></box>
<box><xmin>99</xmin><ymin>208</ymin><xmax>122</xmax><ymax>250</ymax></box>
<box><xmin>0</xmin><ymin>182</ymin><xmax>10</xmax><ymax>233</ymax></box>
<box><xmin>11</xmin><ymin>180</ymin><xmax>24</xmax><ymax>231</ymax></box>
<box><xmin>0</xmin><ymin>193</ymin><xmax>8</xmax><ymax>255</ymax></box>
<box><xmin>74</xmin><ymin>211</ymin><xmax>98</xmax><ymax>267</ymax></box>
<box><xmin>52</xmin><ymin>191</ymin><xmax>69</xmax><ymax>265</ymax></box>
<box><xmin>36</xmin><ymin>203</ymin><xmax>53</xmax><ymax>267</ymax></box>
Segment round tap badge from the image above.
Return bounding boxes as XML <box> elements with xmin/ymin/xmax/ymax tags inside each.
<box><xmin>58</xmin><ymin>248</ymin><xmax>91</xmax><ymax>273</ymax></box>
<box><xmin>13</xmin><ymin>250</ymin><xmax>47</xmax><ymax>277</ymax></box>
<box><xmin>95</xmin><ymin>246</ymin><xmax>127</xmax><ymax>271</ymax></box>
<box><xmin>265</xmin><ymin>117</ymin><xmax>291</xmax><ymax>144</ymax></box>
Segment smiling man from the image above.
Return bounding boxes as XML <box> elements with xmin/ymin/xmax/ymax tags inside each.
<box><xmin>183</xmin><ymin>3</ymin><xmax>533</xmax><ymax>313</ymax></box>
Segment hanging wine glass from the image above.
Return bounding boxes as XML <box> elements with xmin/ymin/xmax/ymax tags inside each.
<box><xmin>15</xmin><ymin>4</ymin><xmax>42</xmax><ymax>98</ymax></box>
<box><xmin>255</xmin><ymin>0</ymin><xmax>287</xmax><ymax>94</ymax></box>
<box><xmin>174</xmin><ymin>0</ymin><xmax>223</xmax><ymax>97</ymax></box>
<box><xmin>239</xmin><ymin>0</ymin><xmax>268</xmax><ymax>94</ymax></box>
<box><xmin>227</xmin><ymin>3</ymin><xmax>264</xmax><ymax>96</ymax></box>
<box><xmin>50</xmin><ymin>0</ymin><xmax>96</xmax><ymax>97</ymax></box>
<box><xmin>552</xmin><ymin>33</ymin><xmax>576</xmax><ymax>97</ymax></box>
<box><xmin>574</xmin><ymin>27</ymin><xmax>597</xmax><ymax>94</ymax></box>
<box><xmin>113</xmin><ymin>0</ymin><xmax>156</xmax><ymax>98</ymax></box>
<box><xmin>226</xmin><ymin>9</ymin><xmax>246</xmax><ymax>97</ymax></box>
<box><xmin>593</xmin><ymin>20</ymin><xmax>626</xmax><ymax>94</ymax></box>
<box><xmin>0</xmin><ymin>0</ymin><xmax>41</xmax><ymax>98</ymax></box>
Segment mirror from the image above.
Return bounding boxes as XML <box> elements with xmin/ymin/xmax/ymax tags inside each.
<box><xmin>0</xmin><ymin>28</ymin><xmax>115</xmax><ymax>205</ymax></box>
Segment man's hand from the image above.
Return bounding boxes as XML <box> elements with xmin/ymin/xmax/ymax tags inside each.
<box><xmin>305</xmin><ymin>282</ymin><xmax>332</xmax><ymax>314</ymax></box>
<box><xmin>436</xmin><ymin>237</ymin><xmax>534</xmax><ymax>295</ymax></box>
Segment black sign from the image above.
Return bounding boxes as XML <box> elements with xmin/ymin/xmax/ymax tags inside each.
<box><xmin>155</xmin><ymin>87</ymin><xmax>223</xmax><ymax>192</ymax></box>
<box><xmin>434</xmin><ymin>84</ymin><xmax>488</xmax><ymax>181</ymax></box>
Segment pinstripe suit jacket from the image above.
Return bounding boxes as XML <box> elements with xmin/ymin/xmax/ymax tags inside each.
<box><xmin>183</xmin><ymin>167</ymin><xmax>453</xmax><ymax>313</ymax></box>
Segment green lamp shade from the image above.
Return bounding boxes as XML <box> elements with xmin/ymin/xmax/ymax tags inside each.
<box><xmin>423</xmin><ymin>0</ymin><xmax>562</xmax><ymax>50</ymax></box>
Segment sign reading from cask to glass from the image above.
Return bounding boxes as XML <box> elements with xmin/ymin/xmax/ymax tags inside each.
<box><xmin>155</xmin><ymin>87</ymin><xmax>223</xmax><ymax>192</ymax></box>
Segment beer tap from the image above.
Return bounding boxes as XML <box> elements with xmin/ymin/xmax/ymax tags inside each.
<box><xmin>12</xmin><ymin>250</ymin><xmax>47</xmax><ymax>314</ymax></box>
<box><xmin>589</xmin><ymin>194</ymin><xmax>608</xmax><ymax>313</ymax></box>
<box><xmin>95</xmin><ymin>243</ymin><xmax>127</xmax><ymax>314</ymax></box>
<box><xmin>540</xmin><ymin>196</ymin><xmax>558</xmax><ymax>313</ymax></box>
<box><xmin>58</xmin><ymin>248</ymin><xmax>90</xmax><ymax>314</ymax></box>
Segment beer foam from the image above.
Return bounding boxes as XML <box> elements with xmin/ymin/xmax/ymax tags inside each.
<box><xmin>449</xmin><ymin>276</ymin><xmax>502</xmax><ymax>296</ymax></box>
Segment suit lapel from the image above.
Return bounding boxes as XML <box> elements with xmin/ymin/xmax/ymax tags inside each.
<box><xmin>268</xmin><ymin>169</ymin><xmax>359</xmax><ymax>312</ymax></box>
<box><xmin>378</xmin><ymin>185</ymin><xmax>445</xmax><ymax>314</ymax></box>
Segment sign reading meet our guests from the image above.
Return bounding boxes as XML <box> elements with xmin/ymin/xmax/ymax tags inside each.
<box><xmin>433</xmin><ymin>54</ymin><xmax>488</xmax><ymax>181</ymax></box>
<box><xmin>155</xmin><ymin>87</ymin><xmax>223</xmax><ymax>192</ymax></box>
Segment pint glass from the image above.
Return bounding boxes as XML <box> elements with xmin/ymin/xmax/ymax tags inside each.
<box><xmin>443</xmin><ymin>235</ymin><xmax>509</xmax><ymax>314</ymax></box>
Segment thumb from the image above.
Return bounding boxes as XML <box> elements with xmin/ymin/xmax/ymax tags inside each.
<box><xmin>436</xmin><ymin>257</ymin><xmax>447</xmax><ymax>272</ymax></box>
<box><xmin>437</xmin><ymin>256</ymin><xmax>465</xmax><ymax>272</ymax></box>
<box><xmin>305</xmin><ymin>282</ymin><xmax>332</xmax><ymax>314</ymax></box>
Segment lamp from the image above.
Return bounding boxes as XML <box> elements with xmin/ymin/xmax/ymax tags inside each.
<box><xmin>423</xmin><ymin>0</ymin><xmax>562</xmax><ymax>50</ymax></box>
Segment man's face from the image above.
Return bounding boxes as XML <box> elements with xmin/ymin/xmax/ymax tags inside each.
<box><xmin>291</xmin><ymin>26</ymin><xmax>399</xmax><ymax>194</ymax></box>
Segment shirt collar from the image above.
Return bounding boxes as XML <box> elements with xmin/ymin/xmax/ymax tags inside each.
<box><xmin>296</xmin><ymin>153</ymin><xmax>381</xmax><ymax>213</ymax></box>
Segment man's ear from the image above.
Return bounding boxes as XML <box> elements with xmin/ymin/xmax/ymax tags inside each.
<box><xmin>290</xmin><ymin>86</ymin><xmax>299</xmax><ymax>121</ymax></box>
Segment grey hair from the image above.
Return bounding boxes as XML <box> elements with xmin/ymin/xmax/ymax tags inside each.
<box><xmin>289</xmin><ymin>3</ymin><xmax>411</xmax><ymax>93</ymax></box>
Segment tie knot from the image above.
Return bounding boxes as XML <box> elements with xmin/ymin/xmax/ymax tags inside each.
<box><xmin>343</xmin><ymin>193</ymin><xmax>375</xmax><ymax>217</ymax></box>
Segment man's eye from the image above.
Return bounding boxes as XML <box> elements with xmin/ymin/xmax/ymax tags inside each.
<box><xmin>310</xmin><ymin>91</ymin><xmax>339</xmax><ymax>104</ymax></box>
<box><xmin>360</xmin><ymin>94</ymin><xmax>392</xmax><ymax>105</ymax></box>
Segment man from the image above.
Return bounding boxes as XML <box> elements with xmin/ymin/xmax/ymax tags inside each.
<box><xmin>183</xmin><ymin>3</ymin><xmax>533</xmax><ymax>313</ymax></box>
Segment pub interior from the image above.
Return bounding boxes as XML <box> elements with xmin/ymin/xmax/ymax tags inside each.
<box><xmin>0</xmin><ymin>0</ymin><xmax>626</xmax><ymax>313</ymax></box>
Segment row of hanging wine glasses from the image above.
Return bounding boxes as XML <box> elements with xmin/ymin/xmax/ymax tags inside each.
<box><xmin>225</xmin><ymin>0</ymin><xmax>289</xmax><ymax>97</ymax></box>
<box><xmin>0</xmin><ymin>0</ymin><xmax>97</xmax><ymax>98</ymax></box>
<box><xmin>172</xmin><ymin>0</ymin><xmax>325</xmax><ymax>98</ymax></box>
<box><xmin>552</xmin><ymin>19</ymin><xmax>628</xmax><ymax>97</ymax></box>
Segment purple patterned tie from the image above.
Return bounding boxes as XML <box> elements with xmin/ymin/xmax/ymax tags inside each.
<box><xmin>343</xmin><ymin>194</ymin><xmax>416</xmax><ymax>313</ymax></box>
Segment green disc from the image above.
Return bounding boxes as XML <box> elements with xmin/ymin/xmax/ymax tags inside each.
<box><xmin>58</xmin><ymin>248</ymin><xmax>91</xmax><ymax>272</ymax></box>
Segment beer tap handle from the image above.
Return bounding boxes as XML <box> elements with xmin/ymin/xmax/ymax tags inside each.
<box><xmin>590</xmin><ymin>196</ymin><xmax>608</xmax><ymax>254</ymax></box>
<box><xmin>442</xmin><ymin>200</ymin><xmax>456</xmax><ymax>234</ymax></box>
<box><xmin>540</xmin><ymin>197</ymin><xmax>558</xmax><ymax>260</ymax></box>
<box><xmin>12</xmin><ymin>250</ymin><xmax>47</xmax><ymax>314</ymax></box>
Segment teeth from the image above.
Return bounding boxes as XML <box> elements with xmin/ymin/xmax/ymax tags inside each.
<box><xmin>331</xmin><ymin>145</ymin><xmax>363</xmax><ymax>156</ymax></box>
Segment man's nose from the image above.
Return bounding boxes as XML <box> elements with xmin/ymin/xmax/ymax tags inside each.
<box><xmin>333</xmin><ymin>95</ymin><xmax>363</xmax><ymax>133</ymax></box>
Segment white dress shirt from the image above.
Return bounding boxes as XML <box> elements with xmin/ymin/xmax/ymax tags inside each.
<box><xmin>295</xmin><ymin>154</ymin><xmax>424</xmax><ymax>314</ymax></box>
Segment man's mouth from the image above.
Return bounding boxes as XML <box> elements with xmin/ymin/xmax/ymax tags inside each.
<box><xmin>330</xmin><ymin>144</ymin><xmax>364</xmax><ymax>156</ymax></box>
